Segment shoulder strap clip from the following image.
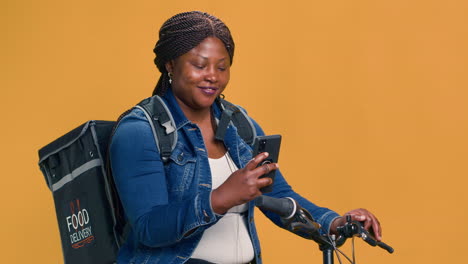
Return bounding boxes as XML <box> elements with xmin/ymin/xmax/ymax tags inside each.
<box><xmin>137</xmin><ymin>96</ymin><xmax>177</xmax><ymax>162</ymax></box>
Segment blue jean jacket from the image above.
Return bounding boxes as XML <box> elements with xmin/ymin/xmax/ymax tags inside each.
<box><xmin>109</xmin><ymin>89</ymin><xmax>340</xmax><ymax>264</ymax></box>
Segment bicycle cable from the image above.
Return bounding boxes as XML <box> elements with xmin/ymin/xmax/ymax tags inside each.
<box><xmin>322</xmin><ymin>227</ymin><xmax>354</xmax><ymax>264</ymax></box>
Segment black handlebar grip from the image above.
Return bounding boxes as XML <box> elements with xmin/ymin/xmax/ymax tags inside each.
<box><xmin>377</xmin><ymin>242</ymin><xmax>394</xmax><ymax>254</ymax></box>
<box><xmin>255</xmin><ymin>196</ymin><xmax>296</xmax><ymax>219</ymax></box>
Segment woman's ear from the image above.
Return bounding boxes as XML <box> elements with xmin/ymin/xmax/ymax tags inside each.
<box><xmin>165</xmin><ymin>60</ymin><xmax>174</xmax><ymax>74</ymax></box>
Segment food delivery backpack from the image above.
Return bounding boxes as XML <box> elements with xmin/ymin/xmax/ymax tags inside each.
<box><xmin>38</xmin><ymin>95</ymin><xmax>256</xmax><ymax>264</ymax></box>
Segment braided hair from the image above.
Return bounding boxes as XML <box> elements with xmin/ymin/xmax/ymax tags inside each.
<box><xmin>152</xmin><ymin>11</ymin><xmax>235</xmax><ymax>96</ymax></box>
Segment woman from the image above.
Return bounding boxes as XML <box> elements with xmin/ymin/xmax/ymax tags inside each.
<box><xmin>110</xmin><ymin>11</ymin><xmax>382</xmax><ymax>264</ymax></box>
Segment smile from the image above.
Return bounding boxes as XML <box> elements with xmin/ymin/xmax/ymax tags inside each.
<box><xmin>198</xmin><ymin>87</ymin><xmax>218</xmax><ymax>95</ymax></box>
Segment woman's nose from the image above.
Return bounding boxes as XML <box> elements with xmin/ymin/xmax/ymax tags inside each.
<box><xmin>204</xmin><ymin>67</ymin><xmax>217</xmax><ymax>83</ymax></box>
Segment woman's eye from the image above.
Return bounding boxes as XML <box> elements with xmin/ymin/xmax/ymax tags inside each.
<box><xmin>193</xmin><ymin>64</ymin><xmax>204</xmax><ymax>69</ymax></box>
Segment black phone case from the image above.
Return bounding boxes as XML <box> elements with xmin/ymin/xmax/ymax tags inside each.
<box><xmin>252</xmin><ymin>135</ymin><xmax>282</xmax><ymax>193</ymax></box>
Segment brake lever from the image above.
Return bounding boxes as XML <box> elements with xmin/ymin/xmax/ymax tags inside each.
<box><xmin>338</xmin><ymin>216</ymin><xmax>394</xmax><ymax>254</ymax></box>
<box><xmin>283</xmin><ymin>207</ymin><xmax>322</xmax><ymax>240</ymax></box>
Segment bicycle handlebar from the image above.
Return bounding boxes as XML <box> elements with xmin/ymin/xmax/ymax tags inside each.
<box><xmin>255</xmin><ymin>196</ymin><xmax>394</xmax><ymax>254</ymax></box>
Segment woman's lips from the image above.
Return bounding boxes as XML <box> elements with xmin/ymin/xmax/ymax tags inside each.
<box><xmin>198</xmin><ymin>86</ymin><xmax>218</xmax><ymax>95</ymax></box>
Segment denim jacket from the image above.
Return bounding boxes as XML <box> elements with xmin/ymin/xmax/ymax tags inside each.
<box><xmin>109</xmin><ymin>89</ymin><xmax>340</xmax><ymax>264</ymax></box>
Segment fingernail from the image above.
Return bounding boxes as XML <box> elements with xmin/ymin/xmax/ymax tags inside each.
<box><xmin>264</xmin><ymin>152</ymin><xmax>269</xmax><ymax>157</ymax></box>
<box><xmin>275</xmin><ymin>163</ymin><xmax>279</xmax><ymax>168</ymax></box>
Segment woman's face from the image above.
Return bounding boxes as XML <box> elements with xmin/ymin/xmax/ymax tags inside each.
<box><xmin>166</xmin><ymin>37</ymin><xmax>231</xmax><ymax>113</ymax></box>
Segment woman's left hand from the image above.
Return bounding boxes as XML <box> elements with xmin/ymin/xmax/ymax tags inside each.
<box><xmin>330</xmin><ymin>208</ymin><xmax>382</xmax><ymax>241</ymax></box>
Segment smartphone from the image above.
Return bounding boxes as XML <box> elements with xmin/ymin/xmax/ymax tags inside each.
<box><xmin>252</xmin><ymin>135</ymin><xmax>282</xmax><ymax>193</ymax></box>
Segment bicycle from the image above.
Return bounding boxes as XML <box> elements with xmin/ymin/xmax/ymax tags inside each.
<box><xmin>255</xmin><ymin>196</ymin><xmax>394</xmax><ymax>264</ymax></box>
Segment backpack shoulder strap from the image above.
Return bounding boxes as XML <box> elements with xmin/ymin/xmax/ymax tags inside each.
<box><xmin>215</xmin><ymin>98</ymin><xmax>257</xmax><ymax>145</ymax></box>
<box><xmin>135</xmin><ymin>95</ymin><xmax>177</xmax><ymax>162</ymax></box>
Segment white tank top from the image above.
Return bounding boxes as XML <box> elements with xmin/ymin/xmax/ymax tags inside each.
<box><xmin>190</xmin><ymin>152</ymin><xmax>255</xmax><ymax>263</ymax></box>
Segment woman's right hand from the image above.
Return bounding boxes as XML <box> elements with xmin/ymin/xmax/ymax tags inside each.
<box><xmin>211</xmin><ymin>152</ymin><xmax>279</xmax><ymax>214</ymax></box>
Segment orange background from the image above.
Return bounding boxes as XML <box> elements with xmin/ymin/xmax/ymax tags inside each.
<box><xmin>2</xmin><ymin>0</ymin><xmax>468</xmax><ymax>263</ymax></box>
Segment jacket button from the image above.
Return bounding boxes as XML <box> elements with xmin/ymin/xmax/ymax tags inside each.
<box><xmin>177</xmin><ymin>153</ymin><xmax>184</xmax><ymax>161</ymax></box>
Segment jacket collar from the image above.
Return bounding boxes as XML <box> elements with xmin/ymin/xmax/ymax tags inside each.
<box><xmin>160</xmin><ymin>88</ymin><xmax>223</xmax><ymax>130</ymax></box>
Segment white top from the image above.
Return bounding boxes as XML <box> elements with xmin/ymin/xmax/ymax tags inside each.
<box><xmin>190</xmin><ymin>152</ymin><xmax>254</xmax><ymax>263</ymax></box>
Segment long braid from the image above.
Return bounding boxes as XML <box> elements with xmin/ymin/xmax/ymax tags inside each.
<box><xmin>152</xmin><ymin>11</ymin><xmax>235</xmax><ymax>96</ymax></box>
